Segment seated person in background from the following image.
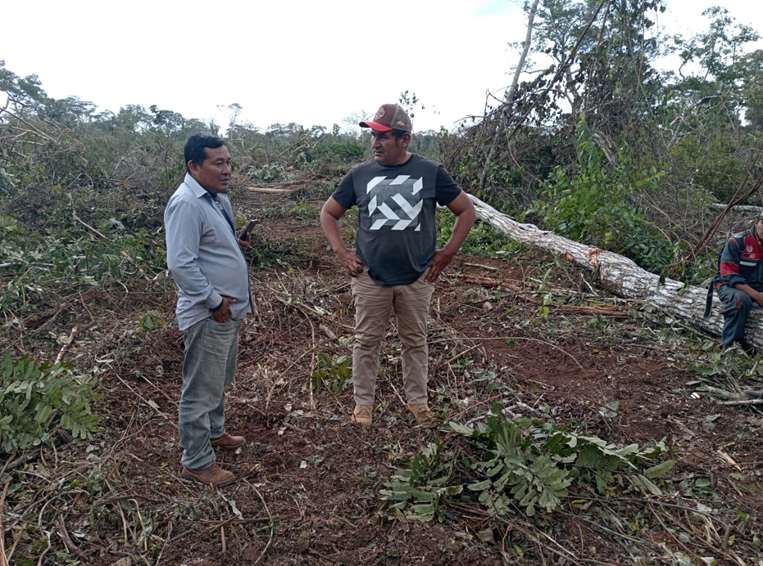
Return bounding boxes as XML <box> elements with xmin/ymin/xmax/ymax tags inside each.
<box><xmin>710</xmin><ymin>214</ymin><xmax>763</xmax><ymax>351</ymax></box>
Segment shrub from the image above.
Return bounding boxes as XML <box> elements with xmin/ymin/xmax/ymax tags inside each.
<box><xmin>382</xmin><ymin>405</ymin><xmax>673</xmax><ymax>519</ymax></box>
<box><xmin>535</xmin><ymin>117</ymin><xmax>675</xmax><ymax>273</ymax></box>
<box><xmin>0</xmin><ymin>218</ymin><xmax>165</xmax><ymax>317</ymax></box>
<box><xmin>0</xmin><ymin>354</ymin><xmax>99</xmax><ymax>453</ymax></box>
<box><xmin>311</xmin><ymin>138</ymin><xmax>366</xmax><ymax>164</ymax></box>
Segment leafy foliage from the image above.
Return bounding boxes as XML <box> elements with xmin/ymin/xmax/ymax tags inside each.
<box><xmin>311</xmin><ymin>353</ymin><xmax>351</xmax><ymax>394</ymax></box>
<box><xmin>140</xmin><ymin>310</ymin><xmax>166</xmax><ymax>332</ymax></box>
<box><xmin>437</xmin><ymin>208</ymin><xmax>520</xmax><ymax>258</ymax></box>
<box><xmin>0</xmin><ymin>354</ymin><xmax>99</xmax><ymax>453</ymax></box>
<box><xmin>460</xmin><ymin>410</ymin><xmax>672</xmax><ymax>516</ymax></box>
<box><xmin>0</xmin><ymin>216</ymin><xmax>165</xmax><ymax>316</ymax></box>
<box><xmin>383</xmin><ymin>406</ymin><xmax>673</xmax><ymax>519</ymax></box>
<box><xmin>380</xmin><ymin>442</ymin><xmax>463</xmax><ymax>522</ymax></box>
<box><xmin>535</xmin><ymin>118</ymin><xmax>676</xmax><ymax>272</ymax></box>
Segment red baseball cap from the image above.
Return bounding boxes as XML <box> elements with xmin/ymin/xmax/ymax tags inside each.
<box><xmin>359</xmin><ymin>103</ymin><xmax>412</xmax><ymax>133</ymax></box>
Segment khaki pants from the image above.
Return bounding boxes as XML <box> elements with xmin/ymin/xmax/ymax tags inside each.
<box><xmin>350</xmin><ymin>270</ymin><xmax>435</xmax><ymax>406</ymax></box>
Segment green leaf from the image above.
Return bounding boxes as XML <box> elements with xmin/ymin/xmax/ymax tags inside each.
<box><xmin>410</xmin><ymin>489</ymin><xmax>435</xmax><ymax>502</ymax></box>
<box><xmin>409</xmin><ymin>503</ymin><xmax>435</xmax><ymax>521</ymax></box>
<box><xmin>444</xmin><ymin>485</ymin><xmax>463</xmax><ymax>496</ymax></box>
<box><xmin>467</xmin><ymin>479</ymin><xmax>493</xmax><ymax>491</ymax></box>
<box><xmin>644</xmin><ymin>459</ymin><xmax>676</xmax><ymax>479</ymax></box>
<box><xmin>448</xmin><ymin>421</ymin><xmax>474</xmax><ymax>436</ymax></box>
<box><xmin>0</xmin><ymin>356</ymin><xmax>98</xmax><ymax>454</ymax></box>
<box><xmin>34</xmin><ymin>403</ymin><xmax>53</xmax><ymax>424</ymax></box>
<box><xmin>631</xmin><ymin>474</ymin><xmax>663</xmax><ymax>496</ymax></box>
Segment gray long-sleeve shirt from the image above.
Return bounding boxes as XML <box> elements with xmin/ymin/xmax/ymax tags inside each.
<box><xmin>164</xmin><ymin>173</ymin><xmax>251</xmax><ymax>331</ymax></box>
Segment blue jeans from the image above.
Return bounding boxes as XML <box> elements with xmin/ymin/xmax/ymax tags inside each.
<box><xmin>718</xmin><ymin>285</ymin><xmax>754</xmax><ymax>347</ymax></box>
<box><xmin>179</xmin><ymin>317</ymin><xmax>241</xmax><ymax>469</ymax></box>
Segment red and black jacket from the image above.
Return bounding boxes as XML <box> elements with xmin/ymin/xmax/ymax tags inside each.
<box><xmin>705</xmin><ymin>228</ymin><xmax>763</xmax><ymax>318</ymax></box>
<box><xmin>716</xmin><ymin>228</ymin><xmax>763</xmax><ymax>291</ymax></box>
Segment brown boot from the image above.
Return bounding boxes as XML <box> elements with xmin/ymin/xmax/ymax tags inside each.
<box><xmin>211</xmin><ymin>433</ymin><xmax>245</xmax><ymax>450</ymax></box>
<box><xmin>351</xmin><ymin>404</ymin><xmax>373</xmax><ymax>426</ymax></box>
<box><xmin>407</xmin><ymin>403</ymin><xmax>437</xmax><ymax>427</ymax></box>
<box><xmin>181</xmin><ymin>463</ymin><xmax>236</xmax><ymax>487</ymax></box>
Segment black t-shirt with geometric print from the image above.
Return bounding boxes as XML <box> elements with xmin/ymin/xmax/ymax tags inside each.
<box><xmin>332</xmin><ymin>154</ymin><xmax>462</xmax><ymax>286</ymax></box>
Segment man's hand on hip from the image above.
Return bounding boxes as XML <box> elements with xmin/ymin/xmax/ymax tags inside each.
<box><xmin>212</xmin><ymin>296</ymin><xmax>236</xmax><ymax>322</ymax></box>
<box><xmin>426</xmin><ymin>248</ymin><xmax>456</xmax><ymax>282</ymax></box>
<box><xmin>338</xmin><ymin>248</ymin><xmax>364</xmax><ymax>277</ymax></box>
<box><xmin>238</xmin><ymin>233</ymin><xmax>252</xmax><ymax>251</ymax></box>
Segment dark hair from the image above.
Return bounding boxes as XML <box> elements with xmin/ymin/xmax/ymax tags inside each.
<box><xmin>184</xmin><ymin>134</ymin><xmax>225</xmax><ymax>169</ymax></box>
<box><xmin>391</xmin><ymin>129</ymin><xmax>409</xmax><ymax>139</ymax></box>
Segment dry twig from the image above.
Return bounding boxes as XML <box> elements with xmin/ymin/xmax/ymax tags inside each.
<box><xmin>0</xmin><ymin>449</ymin><xmax>41</xmax><ymax>482</ymax></box>
<box><xmin>154</xmin><ymin>519</ymin><xmax>172</xmax><ymax>566</ymax></box>
<box><xmin>246</xmin><ymin>481</ymin><xmax>275</xmax><ymax>565</ymax></box>
<box><xmin>56</xmin><ymin>515</ymin><xmax>87</xmax><ymax>561</ymax></box>
<box><xmin>463</xmin><ymin>262</ymin><xmax>499</xmax><ymax>271</ymax></box>
<box><xmin>458</xmin><ymin>274</ymin><xmax>628</xmax><ymax>317</ymax></box>
<box><xmin>720</xmin><ymin>398</ymin><xmax>763</xmax><ymax>406</ymax></box>
<box><xmin>431</xmin><ymin>335</ymin><xmax>585</xmax><ymax>370</ymax></box>
<box><xmin>109</xmin><ymin>367</ymin><xmax>177</xmax><ymax>428</ymax></box>
<box><xmin>691</xmin><ymin>175</ymin><xmax>763</xmax><ymax>258</ymax></box>
<box><xmin>54</xmin><ymin>325</ymin><xmax>79</xmax><ymax>365</ymax></box>
<box><xmin>0</xmin><ymin>481</ymin><xmax>9</xmax><ymax>566</ymax></box>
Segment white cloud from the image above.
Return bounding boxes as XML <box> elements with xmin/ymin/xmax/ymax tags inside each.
<box><xmin>1</xmin><ymin>0</ymin><xmax>760</xmax><ymax>132</ymax></box>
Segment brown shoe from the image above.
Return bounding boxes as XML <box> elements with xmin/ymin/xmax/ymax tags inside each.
<box><xmin>407</xmin><ymin>403</ymin><xmax>437</xmax><ymax>427</ymax></box>
<box><xmin>181</xmin><ymin>463</ymin><xmax>236</xmax><ymax>487</ymax></box>
<box><xmin>351</xmin><ymin>404</ymin><xmax>373</xmax><ymax>426</ymax></box>
<box><xmin>211</xmin><ymin>433</ymin><xmax>245</xmax><ymax>450</ymax></box>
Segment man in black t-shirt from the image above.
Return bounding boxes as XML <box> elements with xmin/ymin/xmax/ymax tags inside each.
<box><xmin>320</xmin><ymin>103</ymin><xmax>476</xmax><ymax>427</ymax></box>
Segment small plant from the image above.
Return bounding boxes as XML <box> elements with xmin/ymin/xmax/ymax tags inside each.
<box><xmin>463</xmin><ymin>417</ymin><xmax>573</xmax><ymax>516</ymax></box>
<box><xmin>288</xmin><ymin>200</ymin><xmax>318</xmax><ymax>221</ymax></box>
<box><xmin>380</xmin><ymin>442</ymin><xmax>462</xmax><ymax>522</ymax></box>
<box><xmin>0</xmin><ymin>354</ymin><xmax>99</xmax><ymax>453</ymax></box>
<box><xmin>691</xmin><ymin>348</ymin><xmax>763</xmax><ymax>381</ymax></box>
<box><xmin>248</xmin><ymin>162</ymin><xmax>287</xmax><ymax>182</ymax></box>
<box><xmin>311</xmin><ymin>353</ymin><xmax>351</xmax><ymax>394</ymax></box>
<box><xmin>140</xmin><ymin>310</ymin><xmax>166</xmax><ymax>331</ymax></box>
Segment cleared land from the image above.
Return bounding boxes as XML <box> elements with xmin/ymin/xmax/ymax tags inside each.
<box><xmin>3</xmin><ymin>187</ymin><xmax>762</xmax><ymax>565</ymax></box>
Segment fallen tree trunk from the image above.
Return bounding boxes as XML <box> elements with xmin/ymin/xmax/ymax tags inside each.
<box><xmin>710</xmin><ymin>203</ymin><xmax>762</xmax><ymax>213</ymax></box>
<box><xmin>468</xmin><ymin>195</ymin><xmax>763</xmax><ymax>348</ymax></box>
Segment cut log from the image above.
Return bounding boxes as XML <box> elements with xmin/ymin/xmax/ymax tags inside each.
<box><xmin>468</xmin><ymin>195</ymin><xmax>763</xmax><ymax>348</ymax></box>
<box><xmin>247</xmin><ymin>175</ymin><xmax>324</xmax><ymax>194</ymax></box>
<box><xmin>247</xmin><ymin>186</ymin><xmax>297</xmax><ymax>194</ymax></box>
<box><xmin>710</xmin><ymin>203</ymin><xmax>762</xmax><ymax>213</ymax></box>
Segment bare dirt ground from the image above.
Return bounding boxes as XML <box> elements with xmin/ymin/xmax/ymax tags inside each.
<box><xmin>4</xmin><ymin>187</ymin><xmax>763</xmax><ymax>565</ymax></box>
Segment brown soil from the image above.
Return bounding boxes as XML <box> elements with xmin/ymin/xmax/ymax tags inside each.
<box><xmin>5</xmin><ymin>188</ymin><xmax>763</xmax><ymax>565</ymax></box>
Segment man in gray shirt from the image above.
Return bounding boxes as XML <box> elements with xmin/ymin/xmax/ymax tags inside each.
<box><xmin>164</xmin><ymin>134</ymin><xmax>252</xmax><ymax>487</ymax></box>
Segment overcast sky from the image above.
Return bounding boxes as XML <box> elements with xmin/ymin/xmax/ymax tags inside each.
<box><xmin>1</xmin><ymin>0</ymin><xmax>761</xmax><ymax>132</ymax></box>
